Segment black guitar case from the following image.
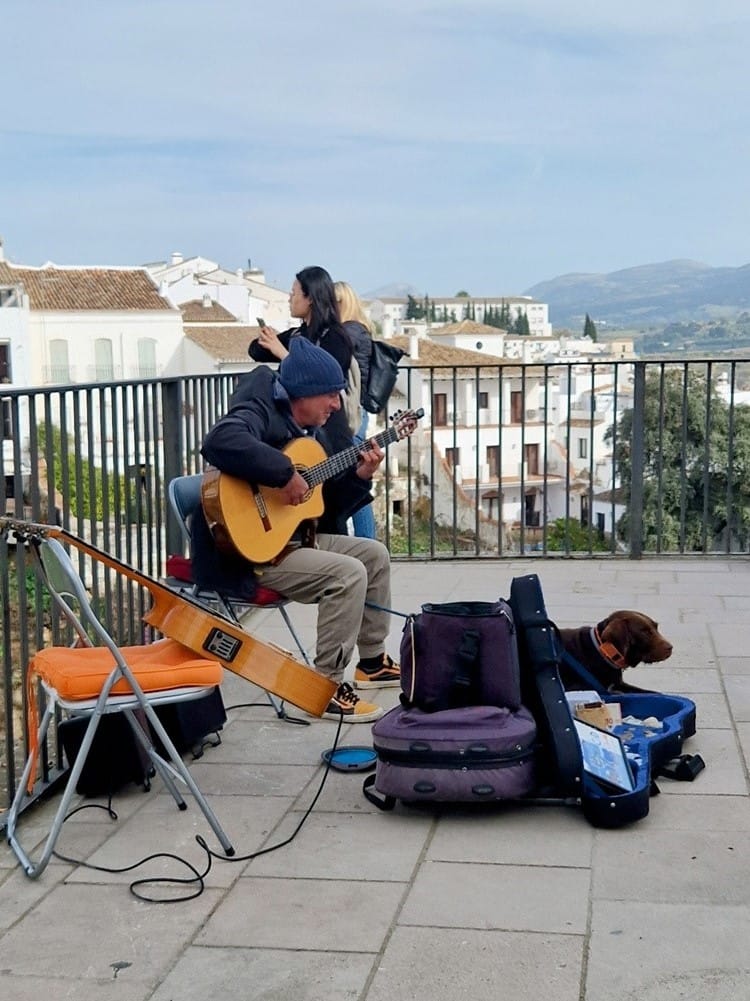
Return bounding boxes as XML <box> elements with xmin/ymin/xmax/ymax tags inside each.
<box><xmin>509</xmin><ymin>573</ymin><xmax>666</xmax><ymax>828</ymax></box>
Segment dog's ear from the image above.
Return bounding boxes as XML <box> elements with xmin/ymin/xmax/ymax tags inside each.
<box><xmin>599</xmin><ymin>613</ymin><xmax>642</xmax><ymax>667</ymax></box>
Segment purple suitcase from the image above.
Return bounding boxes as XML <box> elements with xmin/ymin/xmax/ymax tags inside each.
<box><xmin>363</xmin><ymin>703</ymin><xmax>537</xmax><ymax>809</ymax></box>
<box><xmin>399</xmin><ymin>600</ymin><xmax>522</xmax><ymax>712</ymax></box>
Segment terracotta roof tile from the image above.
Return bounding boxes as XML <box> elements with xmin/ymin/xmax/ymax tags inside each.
<box><xmin>180</xmin><ymin>299</ymin><xmax>238</xmax><ymax>323</ymax></box>
<box><xmin>389</xmin><ymin>335</ymin><xmax>516</xmax><ymax>371</ymax></box>
<box><xmin>185</xmin><ymin>326</ymin><xmax>257</xmax><ymax>362</ymax></box>
<box><xmin>0</xmin><ymin>262</ymin><xmax>173</xmax><ymax>311</ymax></box>
<box><xmin>428</xmin><ymin>319</ymin><xmax>504</xmax><ymax>337</ymax></box>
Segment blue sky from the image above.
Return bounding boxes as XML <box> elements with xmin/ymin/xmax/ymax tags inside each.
<box><xmin>2</xmin><ymin>0</ymin><xmax>749</xmax><ymax>297</ymax></box>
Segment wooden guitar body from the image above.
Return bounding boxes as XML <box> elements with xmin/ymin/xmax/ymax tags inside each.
<box><xmin>202</xmin><ymin>437</ymin><xmax>327</xmax><ymax>564</ymax></box>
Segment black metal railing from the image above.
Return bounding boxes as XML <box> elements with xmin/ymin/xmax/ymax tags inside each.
<box><xmin>2</xmin><ymin>356</ymin><xmax>749</xmax><ymax>819</ymax></box>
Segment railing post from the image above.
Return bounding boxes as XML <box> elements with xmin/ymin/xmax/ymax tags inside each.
<box><xmin>629</xmin><ymin>361</ymin><xmax>646</xmax><ymax>559</ymax></box>
<box><xmin>161</xmin><ymin>379</ymin><xmax>185</xmax><ymax>557</ymax></box>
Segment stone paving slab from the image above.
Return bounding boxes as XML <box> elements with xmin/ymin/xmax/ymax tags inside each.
<box><xmin>585</xmin><ymin>901</ymin><xmax>750</xmax><ymax>1001</ymax></box>
<box><xmin>150</xmin><ymin>946</ymin><xmax>376</xmax><ymax>1001</ymax></box>
<box><xmin>367</xmin><ymin>926</ymin><xmax>583</xmax><ymax>1001</ymax></box>
<box><xmin>196</xmin><ymin>875</ymin><xmax>406</xmax><ymax>952</ymax></box>
<box><xmin>247</xmin><ymin>810</ymin><xmax>431</xmax><ymax>881</ymax></box>
<box><xmin>400</xmin><ymin>859</ymin><xmax>591</xmax><ymax>934</ymax></box>
<box><xmin>426</xmin><ymin>805</ymin><xmax>594</xmax><ymax>867</ymax></box>
<box><xmin>0</xmin><ymin>881</ymin><xmax>222</xmax><ymax>985</ymax></box>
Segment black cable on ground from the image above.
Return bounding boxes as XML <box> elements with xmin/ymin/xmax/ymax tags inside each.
<box><xmin>51</xmin><ymin>708</ymin><xmax>345</xmax><ymax>903</ymax></box>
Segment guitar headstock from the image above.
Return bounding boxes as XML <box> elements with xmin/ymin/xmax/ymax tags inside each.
<box><xmin>0</xmin><ymin>517</ymin><xmax>56</xmax><ymax>544</ymax></box>
<box><xmin>389</xmin><ymin>408</ymin><xmax>425</xmax><ymax>440</ymax></box>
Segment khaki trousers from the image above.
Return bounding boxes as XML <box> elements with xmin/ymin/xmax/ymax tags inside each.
<box><xmin>249</xmin><ymin>533</ymin><xmax>392</xmax><ymax>683</ymax></box>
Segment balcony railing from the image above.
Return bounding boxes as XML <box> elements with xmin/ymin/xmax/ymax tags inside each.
<box><xmin>2</xmin><ymin>356</ymin><xmax>749</xmax><ymax>819</ymax></box>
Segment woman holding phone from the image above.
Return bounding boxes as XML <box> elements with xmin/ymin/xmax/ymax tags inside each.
<box><xmin>248</xmin><ymin>265</ymin><xmax>354</xmax><ymax>452</ymax></box>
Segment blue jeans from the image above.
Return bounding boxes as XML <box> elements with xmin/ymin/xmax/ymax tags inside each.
<box><xmin>353</xmin><ymin>412</ymin><xmax>377</xmax><ymax>539</ymax></box>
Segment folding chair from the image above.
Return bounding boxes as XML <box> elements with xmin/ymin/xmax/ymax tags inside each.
<box><xmin>6</xmin><ymin>534</ymin><xmax>235</xmax><ymax>878</ymax></box>
<box><xmin>166</xmin><ymin>475</ymin><xmax>311</xmax><ymax>721</ymax></box>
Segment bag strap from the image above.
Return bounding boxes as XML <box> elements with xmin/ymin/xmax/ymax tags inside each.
<box><xmin>453</xmin><ymin>627</ymin><xmax>481</xmax><ymax>701</ymax></box>
<box><xmin>558</xmin><ymin>644</ymin><xmax>605</xmax><ymax>692</ymax></box>
<box><xmin>362</xmin><ymin>773</ymin><xmax>395</xmax><ymax>810</ymax></box>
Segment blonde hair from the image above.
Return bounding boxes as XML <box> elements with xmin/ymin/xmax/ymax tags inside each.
<box><xmin>334</xmin><ymin>281</ymin><xmax>374</xmax><ymax>334</ymax></box>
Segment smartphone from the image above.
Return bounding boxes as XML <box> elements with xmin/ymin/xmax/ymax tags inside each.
<box><xmin>256</xmin><ymin>316</ymin><xmax>266</xmax><ymax>328</ymax></box>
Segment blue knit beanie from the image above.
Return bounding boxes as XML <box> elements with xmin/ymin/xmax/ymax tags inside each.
<box><xmin>279</xmin><ymin>337</ymin><xmax>346</xmax><ymax>399</ymax></box>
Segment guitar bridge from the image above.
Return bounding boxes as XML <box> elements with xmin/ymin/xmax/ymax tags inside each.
<box><xmin>202</xmin><ymin>627</ymin><xmax>241</xmax><ymax>662</ymax></box>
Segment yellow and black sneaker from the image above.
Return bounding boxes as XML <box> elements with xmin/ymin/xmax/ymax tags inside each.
<box><xmin>322</xmin><ymin>682</ymin><xmax>384</xmax><ymax>722</ymax></box>
<box><xmin>353</xmin><ymin>653</ymin><xmax>401</xmax><ymax>690</ymax></box>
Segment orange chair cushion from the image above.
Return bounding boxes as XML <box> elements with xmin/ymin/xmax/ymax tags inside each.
<box><xmin>30</xmin><ymin>637</ymin><xmax>223</xmax><ymax>700</ymax></box>
<box><xmin>25</xmin><ymin>637</ymin><xmax>222</xmax><ymax>794</ymax></box>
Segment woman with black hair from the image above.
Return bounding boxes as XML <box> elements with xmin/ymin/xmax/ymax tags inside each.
<box><xmin>249</xmin><ymin>267</ymin><xmax>354</xmax><ymax>450</ymax></box>
<box><xmin>252</xmin><ymin>266</ymin><xmax>350</xmax><ymax>360</ymax></box>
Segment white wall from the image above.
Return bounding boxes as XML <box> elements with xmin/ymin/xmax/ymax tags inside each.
<box><xmin>0</xmin><ymin>295</ymin><xmax>32</xmax><ymax>387</ymax></box>
<box><xmin>27</xmin><ymin>309</ymin><xmax>185</xmax><ymax>384</ymax></box>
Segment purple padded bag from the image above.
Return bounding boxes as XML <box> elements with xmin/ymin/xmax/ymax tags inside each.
<box><xmin>400</xmin><ymin>600</ymin><xmax>521</xmax><ymax>712</ymax></box>
<box><xmin>363</xmin><ymin>703</ymin><xmax>537</xmax><ymax>808</ymax></box>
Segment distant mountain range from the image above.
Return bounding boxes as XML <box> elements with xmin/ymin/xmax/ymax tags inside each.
<box><xmin>368</xmin><ymin>261</ymin><xmax>750</xmax><ymax>331</ymax></box>
<box><xmin>524</xmin><ymin>260</ymin><xmax>750</xmax><ymax>330</ymax></box>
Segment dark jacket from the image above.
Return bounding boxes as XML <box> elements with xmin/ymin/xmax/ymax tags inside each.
<box><xmin>191</xmin><ymin>365</ymin><xmax>373</xmax><ymax>598</ymax></box>
<box><xmin>248</xmin><ymin>322</ymin><xmax>354</xmax><ymax>452</ymax></box>
<box><xmin>342</xmin><ymin>320</ymin><xmax>373</xmax><ymax>401</ymax></box>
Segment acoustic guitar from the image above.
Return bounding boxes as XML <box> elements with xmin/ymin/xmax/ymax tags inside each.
<box><xmin>201</xmin><ymin>407</ymin><xmax>424</xmax><ymax>564</ymax></box>
<box><xmin>0</xmin><ymin>518</ymin><xmax>337</xmax><ymax>716</ymax></box>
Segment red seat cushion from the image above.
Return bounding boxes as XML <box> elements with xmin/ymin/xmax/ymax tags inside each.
<box><xmin>253</xmin><ymin>585</ymin><xmax>287</xmax><ymax>606</ymax></box>
<box><xmin>166</xmin><ymin>553</ymin><xmax>193</xmax><ymax>583</ymax></box>
<box><xmin>165</xmin><ymin>555</ymin><xmax>286</xmax><ymax>605</ymax></box>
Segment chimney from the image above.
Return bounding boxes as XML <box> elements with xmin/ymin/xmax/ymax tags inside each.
<box><xmin>409</xmin><ymin>334</ymin><xmax>419</xmax><ymax>359</ymax></box>
<box><xmin>202</xmin><ymin>293</ymin><xmax>212</xmax><ymax>308</ymax></box>
<box><xmin>171</xmin><ymin>251</ymin><xmax>183</xmax><ymax>265</ymax></box>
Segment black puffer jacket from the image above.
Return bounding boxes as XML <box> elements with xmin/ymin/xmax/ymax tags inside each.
<box><xmin>191</xmin><ymin>366</ymin><xmax>373</xmax><ymax>598</ymax></box>
<box><xmin>248</xmin><ymin>323</ymin><xmax>354</xmax><ymax>452</ymax></box>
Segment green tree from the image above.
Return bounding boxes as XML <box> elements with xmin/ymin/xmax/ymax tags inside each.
<box><xmin>546</xmin><ymin>518</ymin><xmax>608</xmax><ymax>553</ymax></box>
<box><xmin>513</xmin><ymin>310</ymin><xmax>530</xmax><ymax>335</ymax></box>
<box><xmin>584</xmin><ymin>313</ymin><xmax>598</xmax><ymax>341</ymax></box>
<box><xmin>406</xmin><ymin>294</ymin><xmax>422</xmax><ymax>320</ymax></box>
<box><xmin>455</xmin><ymin>290</ymin><xmax>470</xmax><ymax>297</ymax></box>
<box><xmin>36</xmin><ymin>423</ymin><xmax>126</xmax><ymax>520</ymax></box>
<box><xmin>607</xmin><ymin>370</ymin><xmax>750</xmax><ymax>551</ymax></box>
<box><xmin>499</xmin><ymin>300</ymin><xmax>511</xmax><ymax>329</ymax></box>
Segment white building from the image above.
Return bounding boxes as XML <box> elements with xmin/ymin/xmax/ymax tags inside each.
<box><xmin>381</xmin><ymin>333</ymin><xmax>632</xmax><ymax>547</ymax></box>
<box><xmin>146</xmin><ymin>252</ymin><xmax>292</xmax><ymax>330</ymax></box>
<box><xmin>0</xmin><ymin>251</ymin><xmax>184</xmax><ymax>495</ymax></box>
<box><xmin>0</xmin><ymin>256</ymin><xmax>183</xmax><ymax>387</ymax></box>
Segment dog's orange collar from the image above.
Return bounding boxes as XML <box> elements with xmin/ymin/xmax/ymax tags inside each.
<box><xmin>591</xmin><ymin>626</ymin><xmax>628</xmax><ymax>670</ymax></box>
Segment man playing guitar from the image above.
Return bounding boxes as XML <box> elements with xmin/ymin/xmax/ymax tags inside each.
<box><xmin>191</xmin><ymin>337</ymin><xmax>401</xmax><ymax>722</ymax></box>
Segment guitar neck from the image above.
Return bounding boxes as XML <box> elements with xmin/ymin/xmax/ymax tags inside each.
<box><xmin>304</xmin><ymin>426</ymin><xmax>400</xmax><ymax>487</ymax></box>
<box><xmin>3</xmin><ymin>519</ymin><xmax>177</xmax><ymax>603</ymax></box>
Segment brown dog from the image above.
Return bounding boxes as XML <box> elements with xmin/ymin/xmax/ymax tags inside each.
<box><xmin>558</xmin><ymin>611</ymin><xmax>673</xmax><ymax>692</ymax></box>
